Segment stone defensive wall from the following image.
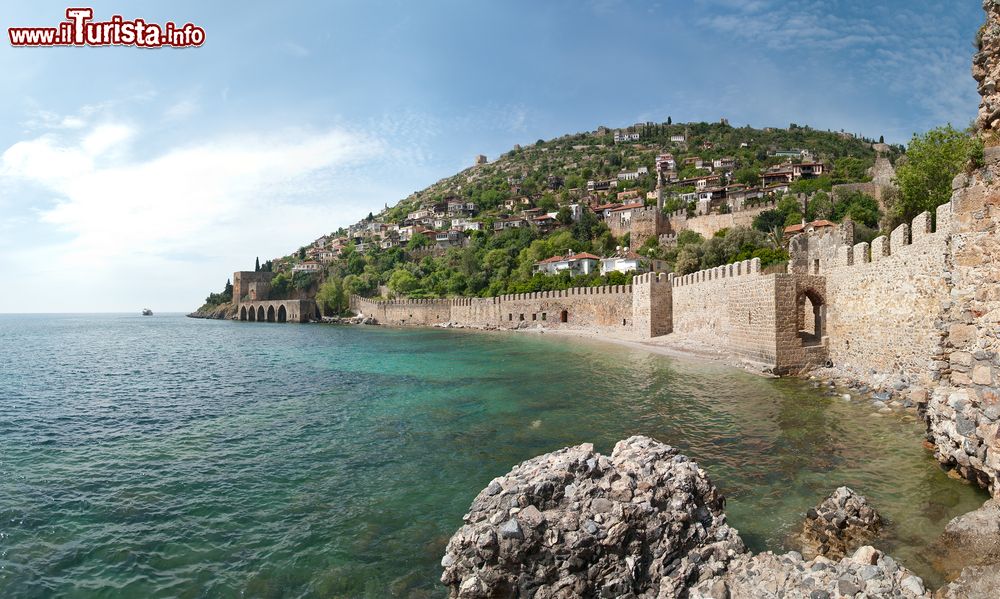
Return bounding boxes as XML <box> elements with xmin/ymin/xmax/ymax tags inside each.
<box><xmin>351</xmin><ymin>273</ymin><xmax>672</xmax><ymax>339</ymax></box>
<box><xmin>670</xmin><ymin>258</ymin><xmax>828</xmax><ymax>373</ymax></box>
<box><xmin>791</xmin><ymin>204</ymin><xmax>954</xmax><ymax>388</ymax></box>
<box><xmin>665</xmin><ymin>200</ymin><xmax>778</xmax><ymax>239</ymax></box>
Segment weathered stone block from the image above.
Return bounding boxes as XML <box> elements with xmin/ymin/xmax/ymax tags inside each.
<box><xmin>974</xmin><ymin>365</ymin><xmax>994</xmax><ymax>385</ymax></box>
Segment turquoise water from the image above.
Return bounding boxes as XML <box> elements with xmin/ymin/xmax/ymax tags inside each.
<box><xmin>0</xmin><ymin>314</ymin><xmax>986</xmax><ymax>597</ymax></box>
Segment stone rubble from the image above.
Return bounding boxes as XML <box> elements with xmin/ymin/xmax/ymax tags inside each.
<box><xmin>689</xmin><ymin>545</ymin><xmax>929</xmax><ymax>599</ymax></box>
<box><xmin>798</xmin><ymin>487</ymin><xmax>883</xmax><ymax>560</ymax></box>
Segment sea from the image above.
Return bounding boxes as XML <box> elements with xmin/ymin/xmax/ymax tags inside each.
<box><xmin>0</xmin><ymin>314</ymin><xmax>987</xmax><ymax>597</ymax></box>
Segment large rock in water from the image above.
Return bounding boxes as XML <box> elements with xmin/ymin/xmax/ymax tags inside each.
<box><xmin>440</xmin><ymin>436</ymin><xmax>747</xmax><ymax>598</ymax></box>
<box><xmin>798</xmin><ymin>486</ymin><xmax>882</xmax><ymax>560</ymax></box>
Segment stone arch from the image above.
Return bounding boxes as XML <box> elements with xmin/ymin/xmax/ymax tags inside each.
<box><xmin>266</xmin><ymin>305</ymin><xmax>276</xmax><ymax>322</ymax></box>
<box><xmin>257</xmin><ymin>306</ymin><xmax>265</xmax><ymax>322</ymax></box>
<box><xmin>277</xmin><ymin>304</ymin><xmax>287</xmax><ymax>323</ymax></box>
<box><xmin>796</xmin><ymin>288</ymin><xmax>825</xmax><ymax>345</ymax></box>
<box><xmin>248</xmin><ymin>305</ymin><xmax>256</xmax><ymax>321</ymax></box>
<box><xmin>240</xmin><ymin>305</ymin><xmax>247</xmax><ymax>321</ymax></box>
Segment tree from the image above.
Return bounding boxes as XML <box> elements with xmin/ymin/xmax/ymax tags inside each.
<box><xmin>667</xmin><ymin>116</ymin><xmax>672</xmax><ymax>125</ymax></box>
<box><xmin>879</xmin><ymin>135</ymin><xmax>885</xmax><ymax>144</ymax></box>
<box><xmin>556</xmin><ymin>206</ymin><xmax>573</xmax><ymax>225</ymax></box>
<box><xmin>316</xmin><ymin>277</ymin><xmax>348</xmax><ymax>316</ymax></box>
<box><xmin>734</xmin><ymin>167</ymin><xmax>759</xmax><ymax>187</ymax></box>
<box><xmin>255</xmin><ymin>257</ymin><xmax>260</xmax><ymax>272</ymax></box>
<box><xmin>894</xmin><ymin>125</ymin><xmax>977</xmax><ymax>223</ymax></box>
<box><xmin>388</xmin><ymin>269</ymin><xmax>420</xmax><ymax>296</ymax></box>
<box><xmin>407</xmin><ymin>233</ymin><xmax>431</xmax><ymax>250</ymax></box>
<box><xmin>298</xmin><ymin>247</ymin><xmax>307</xmax><ymax>260</ymax></box>
<box><xmin>753</xmin><ymin>209</ymin><xmax>786</xmax><ymax>232</ymax></box>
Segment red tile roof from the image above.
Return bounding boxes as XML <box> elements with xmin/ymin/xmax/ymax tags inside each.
<box><xmin>609</xmin><ymin>202</ymin><xmax>644</xmax><ymax>211</ymax></box>
<box><xmin>566</xmin><ymin>252</ymin><xmax>601</xmax><ymax>261</ymax></box>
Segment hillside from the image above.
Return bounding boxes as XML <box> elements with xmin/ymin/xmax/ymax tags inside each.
<box><xmin>200</xmin><ymin>119</ymin><xmax>901</xmax><ymax>315</ymax></box>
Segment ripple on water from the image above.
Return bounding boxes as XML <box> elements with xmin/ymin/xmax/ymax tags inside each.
<box><xmin>0</xmin><ymin>314</ymin><xmax>987</xmax><ymax>597</ymax></box>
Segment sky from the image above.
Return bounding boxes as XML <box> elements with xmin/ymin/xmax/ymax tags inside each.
<box><xmin>0</xmin><ymin>0</ymin><xmax>985</xmax><ymax>313</ymax></box>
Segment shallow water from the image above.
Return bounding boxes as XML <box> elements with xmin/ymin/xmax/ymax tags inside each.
<box><xmin>0</xmin><ymin>314</ymin><xmax>986</xmax><ymax>597</ymax></box>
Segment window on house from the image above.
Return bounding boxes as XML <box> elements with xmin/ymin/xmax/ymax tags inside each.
<box><xmin>541</xmin><ymin>313</ymin><xmax>547</xmax><ymax>321</ymax></box>
<box><xmin>519</xmin><ymin>314</ymin><xmax>524</xmax><ymax>321</ymax></box>
<box><xmin>532</xmin><ymin>314</ymin><xmax>537</xmax><ymax>321</ymax></box>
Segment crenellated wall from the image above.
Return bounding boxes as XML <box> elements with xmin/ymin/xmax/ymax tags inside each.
<box><xmin>794</xmin><ymin>205</ymin><xmax>954</xmax><ymax>388</ymax></box>
<box><xmin>350</xmin><ymin>278</ymin><xmax>672</xmax><ymax>339</ymax></box>
<box><xmin>670</xmin><ymin>258</ymin><xmax>827</xmax><ymax>372</ymax></box>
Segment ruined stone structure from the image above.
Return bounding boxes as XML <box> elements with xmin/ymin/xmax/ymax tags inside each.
<box><xmin>232</xmin><ymin>270</ymin><xmax>318</xmax><ymax>323</ymax></box>
<box><xmin>665</xmin><ymin>200</ymin><xmax>778</xmax><ymax>240</ymax></box>
<box><xmin>233</xmin><ymin>271</ymin><xmax>274</xmax><ymax>303</ymax></box>
<box><xmin>974</xmin><ymin>0</ymin><xmax>1000</xmax><ymax>138</ymax></box>
<box><xmin>605</xmin><ymin>205</ymin><xmax>673</xmax><ymax>250</ymax></box>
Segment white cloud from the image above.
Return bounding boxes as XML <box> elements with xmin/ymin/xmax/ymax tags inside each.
<box><xmin>0</xmin><ymin>120</ymin><xmax>389</xmax><ymax>311</ymax></box>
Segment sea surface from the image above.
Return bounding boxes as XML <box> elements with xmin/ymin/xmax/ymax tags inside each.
<box><xmin>0</xmin><ymin>314</ymin><xmax>987</xmax><ymax>597</ymax></box>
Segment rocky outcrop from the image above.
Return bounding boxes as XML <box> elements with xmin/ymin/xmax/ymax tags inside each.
<box><xmin>186</xmin><ymin>302</ymin><xmax>236</xmax><ymax>320</ymax></box>
<box><xmin>690</xmin><ymin>546</ymin><xmax>929</xmax><ymax>599</ymax></box>
<box><xmin>441</xmin><ymin>438</ymin><xmax>937</xmax><ymax>598</ymax></box>
<box><xmin>797</xmin><ymin>487</ymin><xmax>882</xmax><ymax>560</ymax></box>
<box><xmin>440</xmin><ymin>436</ymin><xmax>746</xmax><ymax>598</ymax></box>
<box><xmin>974</xmin><ymin>1</ymin><xmax>1000</xmax><ymax>139</ymax></box>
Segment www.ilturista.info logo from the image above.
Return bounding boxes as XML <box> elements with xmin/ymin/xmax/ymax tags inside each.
<box><xmin>9</xmin><ymin>8</ymin><xmax>205</xmax><ymax>48</ymax></box>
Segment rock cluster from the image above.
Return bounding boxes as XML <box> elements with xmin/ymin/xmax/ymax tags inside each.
<box><xmin>440</xmin><ymin>436</ymin><xmax>746</xmax><ymax>598</ymax></box>
<box><xmin>798</xmin><ymin>487</ymin><xmax>882</xmax><ymax>560</ymax></box>
<box><xmin>690</xmin><ymin>545</ymin><xmax>929</xmax><ymax>599</ymax></box>
<box><xmin>974</xmin><ymin>0</ymin><xmax>1000</xmax><ymax>139</ymax></box>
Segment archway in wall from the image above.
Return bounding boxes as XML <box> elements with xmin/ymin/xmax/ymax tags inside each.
<box><xmin>278</xmin><ymin>305</ymin><xmax>287</xmax><ymax>323</ymax></box>
<box><xmin>248</xmin><ymin>306</ymin><xmax>256</xmax><ymax>321</ymax></box>
<box><xmin>797</xmin><ymin>289</ymin><xmax>825</xmax><ymax>346</ymax></box>
<box><xmin>267</xmin><ymin>306</ymin><xmax>276</xmax><ymax>322</ymax></box>
<box><xmin>560</xmin><ymin>310</ymin><xmax>568</xmax><ymax>323</ymax></box>
<box><xmin>240</xmin><ymin>306</ymin><xmax>247</xmax><ymax>321</ymax></box>
<box><xmin>257</xmin><ymin>306</ymin><xmax>266</xmax><ymax>322</ymax></box>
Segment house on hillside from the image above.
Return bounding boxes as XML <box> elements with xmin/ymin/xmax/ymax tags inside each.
<box><xmin>784</xmin><ymin>219</ymin><xmax>836</xmax><ymax>240</ymax></box>
<box><xmin>533</xmin><ymin>252</ymin><xmax>602</xmax><ymax>276</ymax></box>
<box><xmin>292</xmin><ymin>261</ymin><xmax>322</xmax><ymax>273</ymax></box>
<box><xmin>435</xmin><ymin>230</ymin><xmax>467</xmax><ymax>249</ymax></box>
<box><xmin>614</xmin><ymin>130</ymin><xmax>640</xmax><ymax>143</ymax></box>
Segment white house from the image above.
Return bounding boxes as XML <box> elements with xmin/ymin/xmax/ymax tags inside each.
<box><xmin>292</xmin><ymin>261</ymin><xmax>322</xmax><ymax>273</ymax></box>
<box><xmin>533</xmin><ymin>252</ymin><xmax>601</xmax><ymax>276</ymax></box>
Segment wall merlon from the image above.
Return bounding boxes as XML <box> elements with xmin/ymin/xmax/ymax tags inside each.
<box><xmin>936</xmin><ymin>202</ymin><xmax>953</xmax><ymax>233</ymax></box>
<box><xmin>911</xmin><ymin>211</ymin><xmax>932</xmax><ymax>239</ymax></box>
<box><xmin>853</xmin><ymin>242</ymin><xmax>870</xmax><ymax>264</ymax></box>
<box><xmin>871</xmin><ymin>236</ymin><xmax>890</xmax><ymax>261</ymax></box>
<box><xmin>890</xmin><ymin>223</ymin><xmax>910</xmax><ymax>252</ymax></box>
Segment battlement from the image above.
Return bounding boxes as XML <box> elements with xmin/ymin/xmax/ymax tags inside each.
<box><xmin>829</xmin><ymin>204</ymin><xmax>950</xmax><ymax>268</ymax></box>
<box><xmin>498</xmin><ymin>284</ymin><xmax>633</xmax><ymax>301</ymax></box>
<box><xmin>672</xmin><ymin>258</ymin><xmax>762</xmax><ymax>287</ymax></box>
<box><xmin>632</xmin><ymin>272</ymin><xmax>671</xmax><ymax>286</ymax></box>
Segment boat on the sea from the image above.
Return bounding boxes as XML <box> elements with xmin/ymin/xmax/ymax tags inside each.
<box><xmin>141</xmin><ymin>308</ymin><xmax>153</xmax><ymax>316</ymax></box>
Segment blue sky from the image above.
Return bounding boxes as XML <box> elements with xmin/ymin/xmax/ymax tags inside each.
<box><xmin>0</xmin><ymin>0</ymin><xmax>984</xmax><ymax>312</ymax></box>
